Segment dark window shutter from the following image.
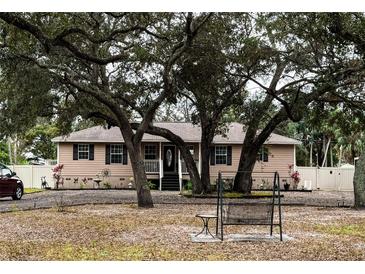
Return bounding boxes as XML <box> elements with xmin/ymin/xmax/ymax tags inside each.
<box><xmin>89</xmin><ymin>144</ymin><xmax>94</xmax><ymax>160</ymax></box>
<box><xmin>73</xmin><ymin>144</ymin><xmax>78</xmax><ymax>160</ymax></box>
<box><xmin>122</xmin><ymin>144</ymin><xmax>128</xmax><ymax>165</ymax></box>
<box><xmin>210</xmin><ymin>146</ymin><xmax>215</xmax><ymax>165</ymax></box>
<box><xmin>227</xmin><ymin>146</ymin><xmax>232</xmax><ymax>165</ymax></box>
<box><xmin>263</xmin><ymin>147</ymin><xmax>269</xmax><ymax>162</ymax></box>
<box><xmin>105</xmin><ymin>144</ymin><xmax>110</xmax><ymax>165</ymax></box>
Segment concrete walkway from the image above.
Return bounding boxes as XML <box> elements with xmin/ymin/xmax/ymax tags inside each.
<box><xmin>0</xmin><ymin>189</ymin><xmax>354</xmax><ymax>213</ymax></box>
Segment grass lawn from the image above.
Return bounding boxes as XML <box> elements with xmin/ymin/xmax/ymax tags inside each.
<box><xmin>24</xmin><ymin>188</ymin><xmax>45</xmax><ymax>194</ymax></box>
<box><xmin>1</xmin><ymin>204</ymin><xmax>365</xmax><ymax>260</ymax></box>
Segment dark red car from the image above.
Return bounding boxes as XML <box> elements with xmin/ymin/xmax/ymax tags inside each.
<box><xmin>0</xmin><ymin>164</ymin><xmax>24</xmax><ymax>200</ymax></box>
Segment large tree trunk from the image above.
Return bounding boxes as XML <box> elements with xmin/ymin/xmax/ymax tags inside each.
<box><xmin>233</xmin><ymin>108</ymin><xmax>288</xmax><ymax>193</ymax></box>
<box><xmin>127</xmin><ymin>142</ymin><xmax>154</xmax><ymax>208</ymax></box>
<box><xmin>200</xmin><ymin>140</ymin><xmax>212</xmax><ymax>194</ymax></box>
<box><xmin>353</xmin><ymin>152</ymin><xmax>365</xmax><ymax>208</ymax></box>
<box><xmin>233</xmin><ymin>143</ymin><xmax>259</xmax><ymax>193</ymax></box>
<box><xmin>179</xmin><ymin>145</ymin><xmax>203</xmax><ymax>194</ymax></box>
<box><xmin>200</xmin><ymin>124</ymin><xmax>213</xmax><ymax>194</ymax></box>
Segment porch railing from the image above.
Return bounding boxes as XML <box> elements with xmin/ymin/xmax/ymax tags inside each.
<box><xmin>181</xmin><ymin>160</ymin><xmax>199</xmax><ymax>174</ymax></box>
<box><xmin>144</xmin><ymin>160</ymin><xmax>160</xmax><ymax>173</ymax></box>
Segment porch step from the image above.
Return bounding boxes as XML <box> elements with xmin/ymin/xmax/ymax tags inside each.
<box><xmin>161</xmin><ymin>174</ymin><xmax>180</xmax><ymax>191</ymax></box>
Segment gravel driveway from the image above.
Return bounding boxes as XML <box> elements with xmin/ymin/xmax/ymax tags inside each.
<box><xmin>0</xmin><ymin>189</ymin><xmax>355</xmax><ymax>213</ymax></box>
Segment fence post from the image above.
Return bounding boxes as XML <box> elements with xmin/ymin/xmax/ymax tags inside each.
<box><xmin>316</xmin><ymin>167</ymin><xmax>319</xmax><ymax>190</ymax></box>
<box><xmin>31</xmin><ymin>165</ymin><xmax>34</xmax><ymax>188</ymax></box>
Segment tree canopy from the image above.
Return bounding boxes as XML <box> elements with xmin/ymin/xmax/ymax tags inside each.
<box><xmin>1</xmin><ymin>12</ymin><xmax>365</xmax><ymax>205</ymax></box>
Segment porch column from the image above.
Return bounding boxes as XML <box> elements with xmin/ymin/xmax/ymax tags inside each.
<box><xmin>293</xmin><ymin>145</ymin><xmax>297</xmax><ymax>171</ymax></box>
<box><xmin>159</xmin><ymin>142</ymin><xmax>163</xmax><ymax>191</ymax></box>
<box><xmin>198</xmin><ymin>142</ymin><xmax>202</xmax><ymax>175</ymax></box>
<box><xmin>57</xmin><ymin>143</ymin><xmax>60</xmax><ymax>164</ymax></box>
<box><xmin>178</xmin><ymin>148</ymin><xmax>182</xmax><ymax>191</ymax></box>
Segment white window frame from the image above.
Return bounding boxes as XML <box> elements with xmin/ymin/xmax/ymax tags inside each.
<box><xmin>110</xmin><ymin>144</ymin><xmax>123</xmax><ymax>164</ymax></box>
<box><xmin>144</xmin><ymin>144</ymin><xmax>157</xmax><ymax>160</ymax></box>
<box><xmin>215</xmin><ymin>145</ymin><xmax>227</xmax><ymax>165</ymax></box>
<box><xmin>78</xmin><ymin>144</ymin><xmax>89</xmax><ymax>160</ymax></box>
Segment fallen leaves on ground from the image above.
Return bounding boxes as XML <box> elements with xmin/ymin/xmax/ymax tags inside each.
<box><xmin>0</xmin><ymin>204</ymin><xmax>365</xmax><ymax>260</ymax></box>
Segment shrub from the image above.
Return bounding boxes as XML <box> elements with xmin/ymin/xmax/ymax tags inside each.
<box><xmin>185</xmin><ymin>180</ymin><xmax>193</xmax><ymax>191</ymax></box>
<box><xmin>52</xmin><ymin>163</ymin><xmax>64</xmax><ymax>189</ymax></box>
<box><xmin>54</xmin><ymin>195</ymin><xmax>67</xmax><ymax>212</ymax></box>
<box><xmin>146</xmin><ymin>181</ymin><xmax>157</xmax><ymax>190</ymax></box>
<box><xmin>103</xmin><ymin>181</ymin><xmax>111</xmax><ymax>189</ymax></box>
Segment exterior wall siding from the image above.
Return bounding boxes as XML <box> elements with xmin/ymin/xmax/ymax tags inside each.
<box><xmin>58</xmin><ymin>143</ymin><xmax>294</xmax><ymax>189</ymax></box>
<box><xmin>59</xmin><ymin>143</ymin><xmax>134</xmax><ymax>188</ymax></box>
<box><xmin>209</xmin><ymin>144</ymin><xmax>294</xmax><ymax>188</ymax></box>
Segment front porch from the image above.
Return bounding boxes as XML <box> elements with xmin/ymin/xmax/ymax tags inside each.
<box><xmin>142</xmin><ymin>142</ymin><xmax>201</xmax><ymax>191</ymax></box>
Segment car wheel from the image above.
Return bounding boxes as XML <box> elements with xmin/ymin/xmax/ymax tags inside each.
<box><xmin>12</xmin><ymin>185</ymin><xmax>23</xmax><ymax>200</ymax></box>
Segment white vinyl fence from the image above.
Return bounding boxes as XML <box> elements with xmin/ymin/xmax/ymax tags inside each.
<box><xmin>297</xmin><ymin>166</ymin><xmax>355</xmax><ymax>191</ymax></box>
<box><xmin>10</xmin><ymin>165</ymin><xmax>54</xmax><ymax>189</ymax></box>
<box><xmin>8</xmin><ymin>164</ymin><xmax>355</xmax><ymax>191</ymax></box>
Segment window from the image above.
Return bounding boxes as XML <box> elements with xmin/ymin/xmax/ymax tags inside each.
<box><xmin>258</xmin><ymin>146</ymin><xmax>269</xmax><ymax>162</ymax></box>
<box><xmin>215</xmin><ymin>145</ymin><xmax>227</xmax><ymax>165</ymax></box>
<box><xmin>110</xmin><ymin>144</ymin><xmax>123</xmax><ymax>164</ymax></box>
<box><xmin>78</xmin><ymin>144</ymin><xmax>89</xmax><ymax>160</ymax></box>
<box><xmin>0</xmin><ymin>166</ymin><xmax>12</xmax><ymax>177</ymax></box>
<box><xmin>188</xmin><ymin>145</ymin><xmax>194</xmax><ymax>156</ymax></box>
<box><xmin>144</xmin><ymin>144</ymin><xmax>157</xmax><ymax>160</ymax></box>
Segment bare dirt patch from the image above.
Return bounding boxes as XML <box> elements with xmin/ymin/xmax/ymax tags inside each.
<box><xmin>1</xmin><ymin>204</ymin><xmax>365</xmax><ymax>260</ymax></box>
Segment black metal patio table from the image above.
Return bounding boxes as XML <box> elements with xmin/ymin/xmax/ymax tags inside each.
<box><xmin>195</xmin><ymin>213</ymin><xmax>218</xmax><ymax>238</ymax></box>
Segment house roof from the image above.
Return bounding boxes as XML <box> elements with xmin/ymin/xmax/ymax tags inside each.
<box><xmin>52</xmin><ymin>122</ymin><xmax>301</xmax><ymax>145</ymax></box>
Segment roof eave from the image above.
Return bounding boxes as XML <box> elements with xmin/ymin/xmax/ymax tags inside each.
<box><xmin>53</xmin><ymin>139</ymin><xmax>302</xmax><ymax>145</ymax></box>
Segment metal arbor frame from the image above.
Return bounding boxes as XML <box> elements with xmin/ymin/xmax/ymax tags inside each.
<box><xmin>215</xmin><ymin>171</ymin><xmax>283</xmax><ymax>241</ymax></box>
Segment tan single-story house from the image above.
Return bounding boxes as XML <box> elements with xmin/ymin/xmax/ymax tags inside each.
<box><xmin>52</xmin><ymin>122</ymin><xmax>301</xmax><ymax>190</ymax></box>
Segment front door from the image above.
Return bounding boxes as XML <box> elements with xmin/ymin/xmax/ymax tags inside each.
<box><xmin>163</xmin><ymin>145</ymin><xmax>176</xmax><ymax>174</ymax></box>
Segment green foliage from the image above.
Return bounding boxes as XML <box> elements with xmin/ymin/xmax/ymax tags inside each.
<box><xmin>146</xmin><ymin>181</ymin><xmax>157</xmax><ymax>190</ymax></box>
<box><xmin>103</xmin><ymin>181</ymin><xmax>111</xmax><ymax>189</ymax></box>
<box><xmin>22</xmin><ymin>122</ymin><xmax>60</xmax><ymax>159</ymax></box>
<box><xmin>0</xmin><ymin>61</ymin><xmax>56</xmax><ymax>138</ymax></box>
<box><xmin>0</xmin><ymin>138</ymin><xmax>28</xmax><ymax>165</ymax></box>
<box><xmin>1</xmin><ymin>13</ymin><xmax>365</xmax><ymax>197</ymax></box>
<box><xmin>317</xmin><ymin>222</ymin><xmax>365</xmax><ymax>240</ymax></box>
<box><xmin>24</xmin><ymin>188</ymin><xmax>44</xmax><ymax>194</ymax></box>
<box><xmin>185</xmin><ymin>180</ymin><xmax>193</xmax><ymax>191</ymax></box>
<box><xmin>275</xmin><ymin>105</ymin><xmax>365</xmax><ymax>166</ymax></box>
<box><xmin>0</xmin><ymin>141</ymin><xmax>9</xmax><ymax>164</ymax></box>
